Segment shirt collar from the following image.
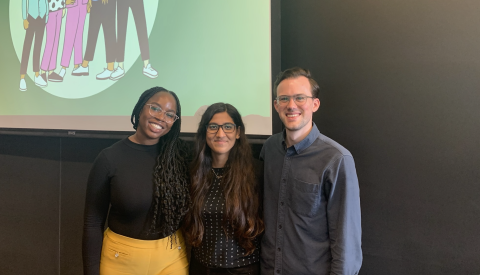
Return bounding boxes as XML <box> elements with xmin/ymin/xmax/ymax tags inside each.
<box><xmin>281</xmin><ymin>123</ymin><xmax>321</xmax><ymax>154</ymax></box>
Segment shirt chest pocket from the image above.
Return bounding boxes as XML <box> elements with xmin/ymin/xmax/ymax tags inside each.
<box><xmin>289</xmin><ymin>178</ymin><xmax>322</xmax><ymax>217</ymax></box>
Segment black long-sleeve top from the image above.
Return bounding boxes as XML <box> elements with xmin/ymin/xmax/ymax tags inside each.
<box><xmin>82</xmin><ymin>138</ymin><xmax>173</xmax><ymax>275</ymax></box>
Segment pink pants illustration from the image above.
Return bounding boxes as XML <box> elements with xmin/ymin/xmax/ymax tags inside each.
<box><xmin>61</xmin><ymin>0</ymin><xmax>88</xmax><ymax>68</ymax></box>
<box><xmin>41</xmin><ymin>9</ymin><xmax>63</xmax><ymax>72</ymax></box>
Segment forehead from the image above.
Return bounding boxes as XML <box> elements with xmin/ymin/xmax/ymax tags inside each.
<box><xmin>209</xmin><ymin>111</ymin><xmax>234</xmax><ymax>124</ymax></box>
<box><xmin>147</xmin><ymin>92</ymin><xmax>177</xmax><ymax>111</ymax></box>
<box><xmin>276</xmin><ymin>76</ymin><xmax>312</xmax><ymax>97</ymax></box>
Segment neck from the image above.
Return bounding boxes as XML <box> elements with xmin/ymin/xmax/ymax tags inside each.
<box><xmin>285</xmin><ymin>123</ymin><xmax>313</xmax><ymax>148</ymax></box>
<box><xmin>211</xmin><ymin>153</ymin><xmax>229</xmax><ymax>168</ymax></box>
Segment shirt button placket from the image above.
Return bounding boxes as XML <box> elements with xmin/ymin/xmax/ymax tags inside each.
<box><xmin>274</xmin><ymin>155</ymin><xmax>290</xmax><ymax>274</ymax></box>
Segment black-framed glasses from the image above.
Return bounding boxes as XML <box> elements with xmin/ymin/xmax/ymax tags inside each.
<box><xmin>275</xmin><ymin>95</ymin><xmax>314</xmax><ymax>106</ymax></box>
<box><xmin>145</xmin><ymin>104</ymin><xmax>179</xmax><ymax>123</ymax></box>
<box><xmin>206</xmin><ymin>123</ymin><xmax>237</xmax><ymax>134</ymax></box>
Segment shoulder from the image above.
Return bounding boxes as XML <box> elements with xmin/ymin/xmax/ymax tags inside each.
<box><xmin>314</xmin><ymin>133</ymin><xmax>353</xmax><ymax>158</ymax></box>
<box><xmin>100</xmin><ymin>139</ymin><xmax>129</xmax><ymax>156</ymax></box>
<box><xmin>264</xmin><ymin>132</ymin><xmax>282</xmax><ymax>146</ymax></box>
<box><xmin>262</xmin><ymin>132</ymin><xmax>283</xmax><ymax>152</ymax></box>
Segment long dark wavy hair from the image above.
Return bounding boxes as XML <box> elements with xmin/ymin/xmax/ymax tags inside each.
<box><xmin>131</xmin><ymin>87</ymin><xmax>190</xmax><ymax>243</ymax></box>
<box><xmin>183</xmin><ymin>103</ymin><xmax>264</xmax><ymax>255</ymax></box>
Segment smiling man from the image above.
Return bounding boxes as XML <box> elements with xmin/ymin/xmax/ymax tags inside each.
<box><xmin>260</xmin><ymin>67</ymin><xmax>362</xmax><ymax>275</ymax></box>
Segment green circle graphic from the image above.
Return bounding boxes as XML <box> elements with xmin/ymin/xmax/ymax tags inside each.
<box><xmin>10</xmin><ymin>1</ymin><xmax>158</xmax><ymax>99</ymax></box>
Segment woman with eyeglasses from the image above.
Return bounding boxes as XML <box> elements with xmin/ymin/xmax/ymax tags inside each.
<box><xmin>183</xmin><ymin>103</ymin><xmax>264</xmax><ymax>275</ymax></box>
<box><xmin>82</xmin><ymin>87</ymin><xmax>190</xmax><ymax>275</ymax></box>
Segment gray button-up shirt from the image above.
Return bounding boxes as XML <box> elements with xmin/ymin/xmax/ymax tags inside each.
<box><xmin>259</xmin><ymin>123</ymin><xmax>362</xmax><ymax>275</ymax></box>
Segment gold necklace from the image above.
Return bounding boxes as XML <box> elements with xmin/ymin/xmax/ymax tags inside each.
<box><xmin>212</xmin><ymin>168</ymin><xmax>223</xmax><ymax>179</ymax></box>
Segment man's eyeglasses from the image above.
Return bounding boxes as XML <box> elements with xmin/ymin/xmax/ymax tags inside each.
<box><xmin>145</xmin><ymin>104</ymin><xmax>179</xmax><ymax>123</ymax></box>
<box><xmin>206</xmin><ymin>123</ymin><xmax>237</xmax><ymax>134</ymax></box>
<box><xmin>275</xmin><ymin>95</ymin><xmax>314</xmax><ymax>106</ymax></box>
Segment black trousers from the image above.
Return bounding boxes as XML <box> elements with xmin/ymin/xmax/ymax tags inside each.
<box><xmin>116</xmin><ymin>0</ymin><xmax>150</xmax><ymax>62</ymax></box>
<box><xmin>84</xmin><ymin>0</ymin><xmax>116</xmax><ymax>63</ymax></box>
<box><xmin>20</xmin><ymin>15</ymin><xmax>46</xmax><ymax>74</ymax></box>
<box><xmin>189</xmin><ymin>256</ymin><xmax>260</xmax><ymax>275</ymax></box>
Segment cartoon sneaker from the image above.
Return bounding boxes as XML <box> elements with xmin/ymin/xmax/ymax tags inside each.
<box><xmin>49</xmin><ymin>72</ymin><xmax>63</xmax><ymax>82</ymax></box>
<box><xmin>110</xmin><ymin>66</ymin><xmax>125</xmax><ymax>81</ymax></box>
<box><xmin>19</xmin><ymin>79</ymin><xmax>27</xmax><ymax>91</ymax></box>
<box><xmin>35</xmin><ymin>74</ymin><xmax>47</xmax><ymax>88</ymax></box>
<box><xmin>96</xmin><ymin>68</ymin><xmax>113</xmax><ymax>80</ymax></box>
<box><xmin>143</xmin><ymin>64</ymin><xmax>158</xmax><ymax>79</ymax></box>
<box><xmin>72</xmin><ymin>65</ymin><xmax>89</xmax><ymax>76</ymax></box>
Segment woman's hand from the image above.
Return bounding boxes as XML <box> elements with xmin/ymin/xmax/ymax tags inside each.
<box><xmin>23</xmin><ymin>19</ymin><xmax>29</xmax><ymax>30</ymax></box>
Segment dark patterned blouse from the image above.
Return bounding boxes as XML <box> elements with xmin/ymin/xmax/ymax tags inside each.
<box><xmin>192</xmin><ymin>168</ymin><xmax>260</xmax><ymax>268</ymax></box>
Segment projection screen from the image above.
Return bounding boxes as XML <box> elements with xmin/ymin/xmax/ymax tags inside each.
<box><xmin>0</xmin><ymin>0</ymin><xmax>273</xmax><ymax>136</ymax></box>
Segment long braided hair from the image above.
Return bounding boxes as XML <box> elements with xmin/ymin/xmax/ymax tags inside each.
<box><xmin>131</xmin><ymin>87</ymin><xmax>190</xmax><ymax>242</ymax></box>
<box><xmin>183</xmin><ymin>103</ymin><xmax>264</xmax><ymax>255</ymax></box>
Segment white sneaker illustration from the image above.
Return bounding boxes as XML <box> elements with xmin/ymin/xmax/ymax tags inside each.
<box><xmin>110</xmin><ymin>66</ymin><xmax>125</xmax><ymax>81</ymax></box>
<box><xmin>96</xmin><ymin>68</ymin><xmax>113</xmax><ymax>80</ymax></box>
<box><xmin>143</xmin><ymin>64</ymin><xmax>158</xmax><ymax>79</ymax></box>
<box><xmin>19</xmin><ymin>79</ymin><xmax>27</xmax><ymax>91</ymax></box>
<box><xmin>72</xmin><ymin>65</ymin><xmax>89</xmax><ymax>76</ymax></box>
<box><xmin>34</xmin><ymin>74</ymin><xmax>47</xmax><ymax>87</ymax></box>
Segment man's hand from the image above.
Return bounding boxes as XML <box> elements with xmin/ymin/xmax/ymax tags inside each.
<box><xmin>23</xmin><ymin>19</ymin><xmax>29</xmax><ymax>30</ymax></box>
<box><xmin>66</xmin><ymin>0</ymin><xmax>75</xmax><ymax>5</ymax></box>
<box><xmin>87</xmin><ymin>0</ymin><xmax>92</xmax><ymax>13</ymax></box>
<box><xmin>102</xmin><ymin>0</ymin><xmax>108</xmax><ymax>4</ymax></box>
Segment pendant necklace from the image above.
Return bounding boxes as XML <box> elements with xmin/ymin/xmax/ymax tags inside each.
<box><xmin>212</xmin><ymin>168</ymin><xmax>223</xmax><ymax>179</ymax></box>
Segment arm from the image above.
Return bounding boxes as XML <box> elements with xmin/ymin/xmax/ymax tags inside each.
<box><xmin>82</xmin><ymin>152</ymin><xmax>112</xmax><ymax>275</ymax></box>
<box><xmin>326</xmin><ymin>155</ymin><xmax>362</xmax><ymax>275</ymax></box>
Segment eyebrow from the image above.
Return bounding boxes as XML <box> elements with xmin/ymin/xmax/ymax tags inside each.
<box><xmin>147</xmin><ymin>102</ymin><xmax>176</xmax><ymax>113</ymax></box>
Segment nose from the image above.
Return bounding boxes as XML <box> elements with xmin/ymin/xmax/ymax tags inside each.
<box><xmin>286</xmin><ymin>97</ymin><xmax>297</xmax><ymax>109</ymax></box>
<box><xmin>215</xmin><ymin>127</ymin><xmax>227</xmax><ymax>137</ymax></box>
<box><xmin>153</xmin><ymin>110</ymin><xmax>166</xmax><ymax>121</ymax></box>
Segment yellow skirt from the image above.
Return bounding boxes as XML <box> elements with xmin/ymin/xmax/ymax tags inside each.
<box><xmin>100</xmin><ymin>228</ymin><xmax>188</xmax><ymax>275</ymax></box>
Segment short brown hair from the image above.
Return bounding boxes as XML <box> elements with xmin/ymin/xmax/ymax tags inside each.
<box><xmin>273</xmin><ymin>67</ymin><xmax>320</xmax><ymax>98</ymax></box>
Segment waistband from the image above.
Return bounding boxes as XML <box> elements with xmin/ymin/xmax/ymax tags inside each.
<box><xmin>104</xmin><ymin>228</ymin><xmax>184</xmax><ymax>249</ymax></box>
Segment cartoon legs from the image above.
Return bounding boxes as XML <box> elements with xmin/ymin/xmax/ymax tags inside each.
<box><xmin>19</xmin><ymin>15</ymin><xmax>46</xmax><ymax>91</ymax></box>
<box><xmin>60</xmin><ymin>0</ymin><xmax>88</xmax><ymax>81</ymax></box>
<box><xmin>111</xmin><ymin>0</ymin><xmax>157</xmax><ymax>81</ymax></box>
<box><xmin>41</xmin><ymin>9</ymin><xmax>63</xmax><ymax>83</ymax></box>
<box><xmin>73</xmin><ymin>0</ymin><xmax>116</xmax><ymax>80</ymax></box>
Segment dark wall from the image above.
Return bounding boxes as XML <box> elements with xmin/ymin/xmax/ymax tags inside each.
<box><xmin>280</xmin><ymin>0</ymin><xmax>480</xmax><ymax>274</ymax></box>
<box><xmin>0</xmin><ymin>135</ymin><xmax>118</xmax><ymax>275</ymax></box>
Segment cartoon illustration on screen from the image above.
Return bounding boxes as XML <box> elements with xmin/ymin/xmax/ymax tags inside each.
<box><xmin>40</xmin><ymin>0</ymin><xmax>69</xmax><ymax>84</ymax></box>
<box><xmin>58</xmin><ymin>0</ymin><xmax>88</xmax><ymax>81</ymax></box>
<box><xmin>19</xmin><ymin>0</ymin><xmax>49</xmax><ymax>91</ymax></box>
<box><xmin>72</xmin><ymin>0</ymin><xmax>117</xmax><ymax>80</ymax></box>
<box><xmin>111</xmin><ymin>0</ymin><xmax>157</xmax><ymax>80</ymax></box>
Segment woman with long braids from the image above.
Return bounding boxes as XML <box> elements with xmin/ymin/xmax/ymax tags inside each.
<box><xmin>82</xmin><ymin>87</ymin><xmax>190</xmax><ymax>275</ymax></box>
<box><xmin>184</xmin><ymin>103</ymin><xmax>264</xmax><ymax>275</ymax></box>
